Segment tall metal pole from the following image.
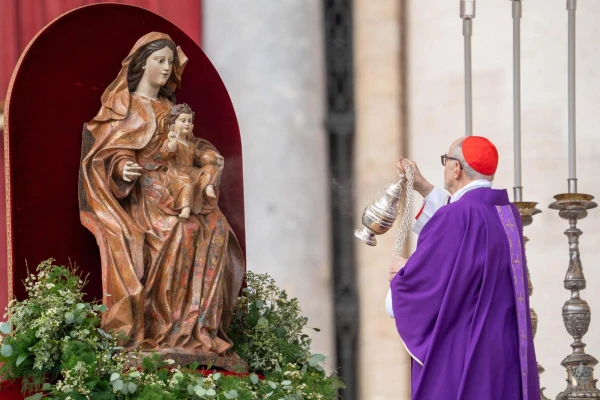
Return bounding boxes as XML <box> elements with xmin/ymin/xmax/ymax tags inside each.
<box><xmin>567</xmin><ymin>0</ymin><xmax>578</xmax><ymax>194</ymax></box>
<box><xmin>461</xmin><ymin>0</ymin><xmax>475</xmax><ymax>136</ymax></box>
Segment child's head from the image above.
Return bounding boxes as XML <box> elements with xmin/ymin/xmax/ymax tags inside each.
<box><xmin>167</xmin><ymin>103</ymin><xmax>195</xmax><ymax>137</ymax></box>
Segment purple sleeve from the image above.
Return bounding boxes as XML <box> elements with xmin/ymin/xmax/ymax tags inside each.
<box><xmin>390</xmin><ymin>205</ymin><xmax>468</xmax><ymax>365</ymax></box>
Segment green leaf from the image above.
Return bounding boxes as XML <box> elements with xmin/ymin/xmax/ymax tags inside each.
<box><xmin>76</xmin><ymin>303</ymin><xmax>86</xmax><ymax>310</ymax></box>
<box><xmin>268</xmin><ymin>381</ymin><xmax>277</xmax><ymax>389</ymax></box>
<box><xmin>121</xmin><ymin>383</ymin><xmax>129</xmax><ymax>395</ymax></box>
<box><xmin>112</xmin><ymin>379</ymin><xmax>124</xmax><ymax>390</ymax></box>
<box><xmin>66</xmin><ymin>299</ymin><xmax>74</xmax><ymax>304</ymax></box>
<box><xmin>173</xmin><ymin>372</ymin><xmax>184</xmax><ymax>381</ymax></box>
<box><xmin>256</xmin><ymin>300</ymin><xmax>264</xmax><ymax>309</ymax></box>
<box><xmin>264</xmin><ymin>393</ymin><xmax>273</xmax><ymax>399</ymax></box>
<box><xmin>257</xmin><ymin>317</ymin><xmax>268</xmax><ymax>326</ymax></box>
<box><xmin>128</xmin><ymin>382</ymin><xmax>137</xmax><ymax>393</ymax></box>
<box><xmin>275</xmin><ymin>327</ymin><xmax>285</xmax><ymax>338</ymax></box>
<box><xmin>195</xmin><ymin>386</ymin><xmax>206</xmax><ymax>396</ymax></box>
<box><xmin>212</xmin><ymin>372</ymin><xmax>222</xmax><ymax>381</ymax></box>
<box><xmin>64</xmin><ymin>312</ymin><xmax>75</xmax><ymax>323</ymax></box>
<box><xmin>42</xmin><ymin>383</ymin><xmax>52</xmax><ymax>391</ymax></box>
<box><xmin>229</xmin><ymin>390</ymin><xmax>238</xmax><ymax>398</ymax></box>
<box><xmin>110</xmin><ymin>372</ymin><xmax>120</xmax><ymax>382</ymax></box>
<box><xmin>283</xmin><ymin>385</ymin><xmax>293</xmax><ymax>391</ymax></box>
<box><xmin>0</xmin><ymin>322</ymin><xmax>11</xmax><ymax>335</ymax></box>
<box><xmin>93</xmin><ymin>305</ymin><xmax>100</xmax><ymax>311</ymax></box>
<box><xmin>312</xmin><ymin>327</ymin><xmax>321</xmax><ymax>332</ymax></box>
<box><xmin>16</xmin><ymin>353</ymin><xmax>28</xmax><ymax>366</ymax></box>
<box><xmin>206</xmin><ymin>388</ymin><xmax>216</xmax><ymax>396</ymax></box>
<box><xmin>1</xmin><ymin>344</ymin><xmax>13</xmax><ymax>357</ymax></box>
<box><xmin>309</xmin><ymin>353</ymin><xmax>325</xmax><ymax>366</ymax></box>
<box><xmin>24</xmin><ymin>393</ymin><xmax>43</xmax><ymax>400</ymax></box>
<box><xmin>99</xmin><ymin>304</ymin><xmax>108</xmax><ymax>313</ymax></box>
<box><xmin>281</xmin><ymin>380</ymin><xmax>292</xmax><ymax>386</ymax></box>
<box><xmin>275</xmin><ymin>361</ymin><xmax>282</xmax><ymax>372</ymax></box>
<box><xmin>129</xmin><ymin>370</ymin><xmax>141</xmax><ymax>378</ymax></box>
<box><xmin>97</xmin><ymin>328</ymin><xmax>113</xmax><ymax>339</ymax></box>
<box><xmin>250</xmin><ymin>373</ymin><xmax>259</xmax><ymax>385</ymax></box>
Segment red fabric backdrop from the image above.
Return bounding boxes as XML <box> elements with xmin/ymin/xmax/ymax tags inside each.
<box><xmin>0</xmin><ymin>1</ymin><xmax>203</xmax><ymax>323</ymax></box>
<box><xmin>0</xmin><ymin>0</ymin><xmax>202</xmax><ymax>99</ymax></box>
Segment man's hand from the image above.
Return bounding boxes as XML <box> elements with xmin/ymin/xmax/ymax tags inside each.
<box><xmin>122</xmin><ymin>161</ymin><xmax>142</xmax><ymax>182</ymax></box>
<box><xmin>397</xmin><ymin>157</ymin><xmax>434</xmax><ymax>198</ymax></box>
<box><xmin>389</xmin><ymin>256</ymin><xmax>408</xmax><ymax>282</ymax></box>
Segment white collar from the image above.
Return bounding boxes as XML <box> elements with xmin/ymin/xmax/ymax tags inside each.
<box><xmin>450</xmin><ymin>179</ymin><xmax>493</xmax><ymax>203</ymax></box>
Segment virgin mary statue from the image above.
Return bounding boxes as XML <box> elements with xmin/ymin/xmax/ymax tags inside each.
<box><xmin>79</xmin><ymin>32</ymin><xmax>245</xmax><ymax>368</ymax></box>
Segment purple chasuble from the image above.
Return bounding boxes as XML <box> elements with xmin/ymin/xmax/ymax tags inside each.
<box><xmin>390</xmin><ymin>188</ymin><xmax>539</xmax><ymax>400</ymax></box>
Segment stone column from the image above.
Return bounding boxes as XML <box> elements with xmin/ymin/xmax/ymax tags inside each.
<box><xmin>353</xmin><ymin>0</ymin><xmax>412</xmax><ymax>398</ymax></box>
<box><xmin>202</xmin><ymin>0</ymin><xmax>335</xmax><ymax>366</ymax></box>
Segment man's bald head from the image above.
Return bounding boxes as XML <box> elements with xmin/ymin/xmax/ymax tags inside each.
<box><xmin>444</xmin><ymin>136</ymin><xmax>497</xmax><ymax>194</ymax></box>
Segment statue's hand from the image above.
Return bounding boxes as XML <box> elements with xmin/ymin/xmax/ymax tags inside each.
<box><xmin>122</xmin><ymin>161</ymin><xmax>142</xmax><ymax>182</ymax></box>
<box><xmin>216</xmin><ymin>155</ymin><xmax>225</xmax><ymax>171</ymax></box>
<box><xmin>167</xmin><ymin>128</ymin><xmax>180</xmax><ymax>151</ymax></box>
<box><xmin>397</xmin><ymin>157</ymin><xmax>433</xmax><ymax>198</ymax></box>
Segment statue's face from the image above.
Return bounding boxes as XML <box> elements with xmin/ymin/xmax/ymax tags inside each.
<box><xmin>173</xmin><ymin>113</ymin><xmax>194</xmax><ymax>136</ymax></box>
<box><xmin>144</xmin><ymin>46</ymin><xmax>174</xmax><ymax>88</ymax></box>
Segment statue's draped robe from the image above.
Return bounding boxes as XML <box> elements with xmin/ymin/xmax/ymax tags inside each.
<box><xmin>80</xmin><ymin>32</ymin><xmax>244</xmax><ymax>355</ymax></box>
<box><xmin>391</xmin><ymin>188</ymin><xmax>540</xmax><ymax>400</ymax></box>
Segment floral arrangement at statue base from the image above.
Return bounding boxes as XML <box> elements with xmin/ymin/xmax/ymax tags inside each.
<box><xmin>0</xmin><ymin>260</ymin><xmax>344</xmax><ymax>399</ymax></box>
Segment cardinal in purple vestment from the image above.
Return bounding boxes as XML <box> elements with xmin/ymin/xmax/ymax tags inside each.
<box><xmin>390</xmin><ymin>136</ymin><xmax>540</xmax><ymax>400</ymax></box>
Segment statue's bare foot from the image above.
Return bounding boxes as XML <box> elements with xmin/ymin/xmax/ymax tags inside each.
<box><xmin>206</xmin><ymin>185</ymin><xmax>216</xmax><ymax>199</ymax></box>
<box><xmin>179</xmin><ymin>207</ymin><xmax>191</xmax><ymax>220</ymax></box>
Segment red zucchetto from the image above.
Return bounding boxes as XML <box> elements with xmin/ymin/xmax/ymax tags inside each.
<box><xmin>462</xmin><ymin>136</ymin><xmax>499</xmax><ymax>175</ymax></box>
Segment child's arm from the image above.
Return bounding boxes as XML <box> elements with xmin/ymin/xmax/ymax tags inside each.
<box><xmin>160</xmin><ymin>129</ymin><xmax>180</xmax><ymax>160</ymax></box>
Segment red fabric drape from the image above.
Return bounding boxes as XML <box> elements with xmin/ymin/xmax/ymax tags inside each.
<box><xmin>0</xmin><ymin>0</ymin><xmax>202</xmax><ymax>100</ymax></box>
<box><xmin>0</xmin><ymin>0</ymin><xmax>202</xmax><ymax>326</ymax></box>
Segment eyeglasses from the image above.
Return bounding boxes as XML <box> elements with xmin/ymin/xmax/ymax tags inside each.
<box><xmin>441</xmin><ymin>154</ymin><xmax>463</xmax><ymax>169</ymax></box>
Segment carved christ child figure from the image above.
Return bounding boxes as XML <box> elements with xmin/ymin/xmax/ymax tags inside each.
<box><xmin>160</xmin><ymin>104</ymin><xmax>222</xmax><ymax>219</ymax></box>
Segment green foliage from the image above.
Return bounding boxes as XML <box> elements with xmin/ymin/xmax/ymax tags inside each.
<box><xmin>0</xmin><ymin>260</ymin><xmax>344</xmax><ymax>399</ymax></box>
<box><xmin>228</xmin><ymin>272</ymin><xmax>314</xmax><ymax>372</ymax></box>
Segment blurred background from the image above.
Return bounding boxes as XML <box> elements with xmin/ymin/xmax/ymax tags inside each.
<box><xmin>2</xmin><ymin>1</ymin><xmax>600</xmax><ymax>399</ymax></box>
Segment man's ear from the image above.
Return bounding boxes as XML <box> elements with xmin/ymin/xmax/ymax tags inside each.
<box><xmin>455</xmin><ymin>164</ymin><xmax>462</xmax><ymax>179</ymax></box>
